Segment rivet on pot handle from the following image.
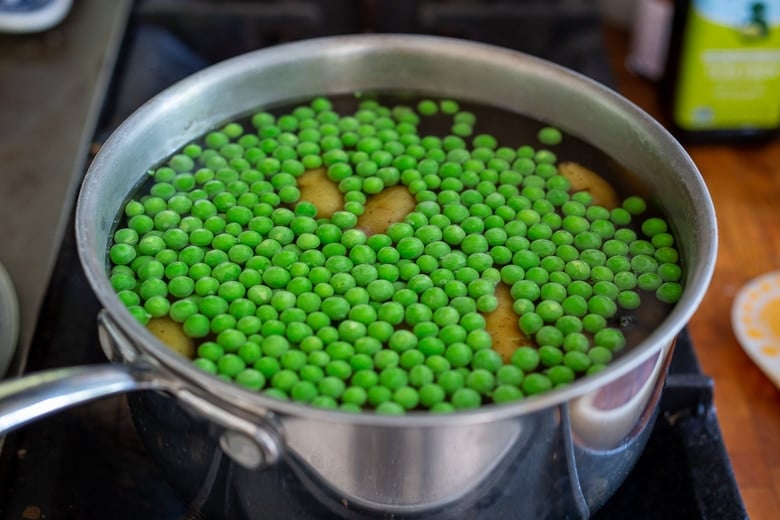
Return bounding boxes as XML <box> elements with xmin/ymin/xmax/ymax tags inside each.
<box><xmin>176</xmin><ymin>389</ymin><xmax>284</xmax><ymax>470</ymax></box>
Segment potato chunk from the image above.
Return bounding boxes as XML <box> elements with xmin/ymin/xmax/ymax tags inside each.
<box><xmin>356</xmin><ymin>185</ymin><xmax>417</xmax><ymax>236</ymax></box>
<box><xmin>484</xmin><ymin>283</ymin><xmax>532</xmax><ymax>363</ymax></box>
<box><xmin>558</xmin><ymin>161</ymin><xmax>619</xmax><ymax>209</ymax></box>
<box><xmin>298</xmin><ymin>168</ymin><xmax>344</xmax><ymax>219</ymax></box>
<box><xmin>147</xmin><ymin>317</ymin><xmax>195</xmax><ymax>358</ymax></box>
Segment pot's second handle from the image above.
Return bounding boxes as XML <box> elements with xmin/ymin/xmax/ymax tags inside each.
<box><xmin>0</xmin><ymin>364</ymin><xmax>159</xmax><ymax>435</ymax></box>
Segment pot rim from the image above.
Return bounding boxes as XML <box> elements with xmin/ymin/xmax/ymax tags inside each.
<box><xmin>76</xmin><ymin>33</ymin><xmax>717</xmax><ymax>427</ymax></box>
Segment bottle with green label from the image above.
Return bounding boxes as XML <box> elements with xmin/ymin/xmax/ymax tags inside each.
<box><xmin>663</xmin><ymin>0</ymin><xmax>780</xmax><ymax>141</ymax></box>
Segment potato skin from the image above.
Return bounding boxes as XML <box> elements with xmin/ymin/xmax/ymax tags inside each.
<box><xmin>558</xmin><ymin>162</ymin><xmax>619</xmax><ymax>209</ymax></box>
<box><xmin>484</xmin><ymin>283</ymin><xmax>532</xmax><ymax>363</ymax></box>
<box><xmin>298</xmin><ymin>168</ymin><xmax>344</xmax><ymax>219</ymax></box>
<box><xmin>147</xmin><ymin>317</ymin><xmax>195</xmax><ymax>358</ymax></box>
<box><xmin>356</xmin><ymin>185</ymin><xmax>417</xmax><ymax>236</ymax></box>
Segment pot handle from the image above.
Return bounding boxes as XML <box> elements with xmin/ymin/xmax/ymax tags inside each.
<box><xmin>0</xmin><ymin>362</ymin><xmax>283</xmax><ymax>470</ymax></box>
<box><xmin>0</xmin><ymin>363</ymin><xmax>160</xmax><ymax>435</ymax></box>
<box><xmin>1</xmin><ymin>311</ymin><xmax>285</xmax><ymax>470</ymax></box>
<box><xmin>97</xmin><ymin>310</ymin><xmax>285</xmax><ymax>469</ymax></box>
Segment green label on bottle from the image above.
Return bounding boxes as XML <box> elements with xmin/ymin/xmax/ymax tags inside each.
<box><xmin>674</xmin><ymin>0</ymin><xmax>780</xmax><ymax>131</ymax></box>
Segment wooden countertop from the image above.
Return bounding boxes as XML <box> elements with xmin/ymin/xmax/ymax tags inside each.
<box><xmin>0</xmin><ymin>0</ymin><xmax>130</xmax><ymax>375</ymax></box>
<box><xmin>604</xmin><ymin>26</ymin><xmax>780</xmax><ymax>520</ymax></box>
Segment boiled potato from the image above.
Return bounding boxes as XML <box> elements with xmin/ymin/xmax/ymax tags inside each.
<box><xmin>356</xmin><ymin>185</ymin><xmax>417</xmax><ymax>236</ymax></box>
<box><xmin>147</xmin><ymin>317</ymin><xmax>195</xmax><ymax>358</ymax></box>
<box><xmin>484</xmin><ymin>283</ymin><xmax>532</xmax><ymax>363</ymax></box>
<box><xmin>298</xmin><ymin>167</ymin><xmax>344</xmax><ymax>218</ymax></box>
<box><xmin>558</xmin><ymin>161</ymin><xmax>619</xmax><ymax>209</ymax></box>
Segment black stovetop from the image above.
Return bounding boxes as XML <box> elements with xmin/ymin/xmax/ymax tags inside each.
<box><xmin>0</xmin><ymin>1</ymin><xmax>747</xmax><ymax>518</ymax></box>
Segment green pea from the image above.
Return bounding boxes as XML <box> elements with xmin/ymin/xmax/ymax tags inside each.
<box><xmin>465</xmin><ymin>328</ymin><xmax>492</xmax><ymax>351</ymax></box>
<box><xmin>656</xmin><ymin>282</ymin><xmax>682</xmax><ymax>304</ymax></box>
<box><xmin>413</xmin><ymin>383</ymin><xmax>444</xmax><ymax>408</ymax></box>
<box><xmin>451</xmin><ymin>388</ymin><xmax>481</xmax><ymax>409</ymax></box>
<box><xmin>127</xmin><ymin>305</ymin><xmax>151</xmax><ymax>325</ymax></box>
<box><xmin>178</xmin><ymin>310</ymin><xmax>209</xmax><ymax>337</ymax></box>
<box><xmin>538</xmin><ymin>345</ymin><xmax>563</xmax><ymax>367</ymax></box>
<box><xmin>193</xmin><ymin>358</ymin><xmax>217</xmax><ymax>374</ymax></box>
<box><xmin>588</xmin><ymin>295</ymin><xmax>617</xmax><ymax>318</ymax></box>
<box><xmin>365</xmin><ymin>279</ymin><xmax>394</xmax><ymax>302</ymax></box>
<box><xmin>144</xmin><ymin>295</ymin><xmax>170</xmax><ymax>318</ymax></box>
<box><xmin>109</xmin><ymin>243</ymin><xmax>137</xmax><ymax>265</ymax></box>
<box><xmin>386</xmin><ymin>329</ymin><xmax>416</xmax><ymax>353</ymax></box>
<box><xmin>594</xmin><ymin>328</ymin><xmax>626</xmax><ymax>351</ymax></box>
<box><xmin>352</xmin><ymin>369</ymin><xmax>379</xmax><ymax>390</ymax></box>
<box><xmin>588</xmin><ymin>346</ymin><xmax>613</xmax><ymax>364</ymax></box>
<box><xmin>657</xmin><ymin>263</ymin><xmax>682</xmax><ymax>283</ymax></box>
<box><xmin>614</xmin><ymin>271</ymin><xmax>637</xmax><ymax>291</ymax></box>
<box><xmin>493</xmin><ymin>385</ymin><xmax>524</xmax><ymax>404</ymax></box>
<box><xmin>522</xmin><ymin>373</ymin><xmax>553</xmax><ymax>395</ymax></box>
<box><xmin>519</xmin><ymin>313</ymin><xmax>544</xmax><ymax>336</ymax></box>
<box><xmin>631</xmin><ymin>254</ymin><xmax>658</xmax><ymax>274</ymax></box>
<box><xmin>318</xmin><ymin>376</ymin><xmax>346</xmax><ymax>398</ymax></box>
<box><xmin>342</xmin><ymin>386</ymin><xmax>368</xmax><ymax>406</ymax></box>
<box><xmin>510</xmin><ymin>347</ymin><xmax>539</xmax><ymax>372</ymax></box>
<box><xmin>217</xmin><ymin>354</ymin><xmax>246</xmax><ymax>378</ymax></box>
<box><xmin>466</xmin><ymin>369</ymin><xmax>495</xmax><ymax>395</ymax></box>
<box><xmin>636</xmin><ymin>272</ymin><xmax>662</xmax><ymax>291</ymax></box>
<box><xmin>378</xmin><ymin>366</ymin><xmax>407</xmax><ymax>390</ymax></box>
<box><xmin>373</xmin><ymin>401</ymin><xmax>402</xmax><ymax>415</ymax></box>
<box><xmin>435</xmin><ymin>369</ymin><xmax>464</xmax><ymax>395</ymax></box>
<box><xmin>555</xmin><ymin>315</ymin><xmax>583</xmax><ymax>336</ymax></box>
<box><xmin>618</xmin><ymin>290</ymin><xmax>641</xmax><ymax>310</ymax></box>
<box><xmin>493</xmin><ymin>364</ymin><xmax>523</xmax><ymax>387</ymax></box>
<box><xmin>511</xmin><ymin>280</ymin><xmax>540</xmax><ymax>301</ymax></box>
<box><xmin>408</xmin><ymin>365</ymin><xmax>434</xmax><ymax>388</ymax></box>
<box><xmin>367</xmin><ymin>321</ymin><xmax>394</xmax><ymax>343</ymax></box>
<box><xmin>337</xmin><ymin>320</ymin><xmax>367</xmax><ymax>342</ymax></box>
<box><xmin>139</xmin><ymin>278</ymin><xmax>168</xmax><ymax>300</ymax></box>
<box><xmin>116</xmin><ymin>289</ymin><xmax>140</xmax><ymax>308</ymax></box>
<box><xmin>641</xmin><ymin>217</ymin><xmax>667</xmax><ymax>237</ymax></box>
<box><xmin>235</xmin><ymin>369</ymin><xmax>266</xmax><ymax>391</ymax></box>
<box><xmin>593</xmin><ymin>281</ymin><xmax>619</xmax><ymax>300</ymax></box>
<box><xmin>326</xmin><ymin>359</ymin><xmax>353</xmax><ymax>380</ymax></box>
<box><xmin>547</xmin><ymin>365</ymin><xmax>574</xmax><ymax>385</ymax></box>
<box><xmin>536</xmin><ymin>300</ymin><xmax>564</xmax><ymax>323</ymax></box>
<box><xmin>582</xmin><ymin>313</ymin><xmax>607</xmax><ymax>334</ymax></box>
<box><xmin>563</xmin><ymin>351</ymin><xmax>591</xmax><ymax>373</ymax></box>
<box><xmin>560</xmin><ymin>330</ymin><xmax>588</xmax><ymax>352</ymax></box>
<box><xmin>391</xmin><ymin>386</ymin><xmax>419</xmax><ymax>410</ymax></box>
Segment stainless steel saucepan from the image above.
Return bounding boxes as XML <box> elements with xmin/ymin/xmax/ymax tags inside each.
<box><xmin>0</xmin><ymin>35</ymin><xmax>717</xmax><ymax>518</ymax></box>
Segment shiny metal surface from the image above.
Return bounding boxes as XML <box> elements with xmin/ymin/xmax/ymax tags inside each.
<box><xmin>0</xmin><ymin>364</ymin><xmax>153</xmax><ymax>433</ymax></box>
<box><xmin>129</xmin><ymin>340</ymin><xmax>673</xmax><ymax>516</ymax></box>
<box><xmin>281</xmin><ymin>411</ymin><xmax>526</xmax><ymax>510</ymax></box>
<box><xmin>0</xmin><ymin>260</ymin><xmax>18</xmax><ymax>378</ymax></box>
<box><xmin>0</xmin><ymin>35</ymin><xmax>717</xmax><ymax>516</ymax></box>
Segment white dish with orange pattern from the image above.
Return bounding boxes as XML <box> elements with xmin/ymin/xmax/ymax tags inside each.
<box><xmin>732</xmin><ymin>271</ymin><xmax>780</xmax><ymax>390</ymax></box>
